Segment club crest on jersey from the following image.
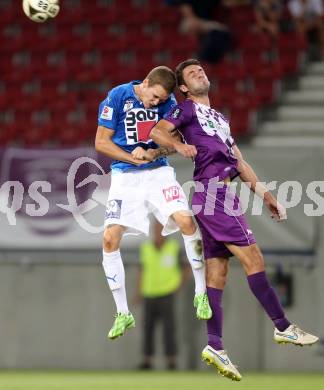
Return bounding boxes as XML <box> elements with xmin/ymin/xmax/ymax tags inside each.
<box><xmin>195</xmin><ymin>103</ymin><xmax>231</xmax><ymax>139</ymax></box>
<box><xmin>171</xmin><ymin>107</ymin><xmax>182</xmax><ymax>119</ymax></box>
<box><xmin>100</xmin><ymin>106</ymin><xmax>113</xmax><ymax>120</ymax></box>
<box><xmin>123</xmin><ymin>99</ymin><xmax>134</xmax><ymax>112</ymax></box>
<box><xmin>105</xmin><ymin>199</ymin><xmax>122</xmax><ymax>219</ymax></box>
<box><xmin>124</xmin><ymin>108</ymin><xmax>159</xmax><ymax>144</ymax></box>
<box><xmin>163</xmin><ymin>186</ymin><xmax>183</xmax><ymax>202</ymax></box>
<box><xmin>207</xmin><ymin>120</ymin><xmax>215</xmax><ymax>128</ymax></box>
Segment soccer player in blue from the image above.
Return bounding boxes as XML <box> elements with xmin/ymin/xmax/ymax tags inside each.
<box><xmin>95</xmin><ymin>66</ymin><xmax>212</xmax><ymax>340</ymax></box>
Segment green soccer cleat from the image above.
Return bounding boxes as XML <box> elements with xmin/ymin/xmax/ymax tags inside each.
<box><xmin>194</xmin><ymin>292</ymin><xmax>212</xmax><ymax>320</ymax></box>
<box><xmin>108</xmin><ymin>312</ymin><xmax>135</xmax><ymax>340</ymax></box>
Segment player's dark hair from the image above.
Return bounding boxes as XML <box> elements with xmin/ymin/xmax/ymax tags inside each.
<box><xmin>175</xmin><ymin>58</ymin><xmax>201</xmax><ymax>95</ymax></box>
<box><xmin>146</xmin><ymin>66</ymin><xmax>176</xmax><ymax>94</ymax></box>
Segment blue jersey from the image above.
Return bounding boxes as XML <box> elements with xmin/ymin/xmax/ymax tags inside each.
<box><xmin>98</xmin><ymin>81</ymin><xmax>177</xmax><ymax>172</ymax></box>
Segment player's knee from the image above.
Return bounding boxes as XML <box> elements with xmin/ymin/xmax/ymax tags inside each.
<box><xmin>246</xmin><ymin>245</ymin><xmax>265</xmax><ymax>274</ymax></box>
<box><xmin>207</xmin><ymin>272</ymin><xmax>227</xmax><ymax>289</ymax></box>
<box><xmin>206</xmin><ymin>261</ymin><xmax>228</xmax><ymax>289</ymax></box>
<box><xmin>103</xmin><ymin>229</ymin><xmax>120</xmax><ymax>252</ymax></box>
<box><xmin>175</xmin><ymin>215</ymin><xmax>196</xmax><ymax>235</ymax></box>
<box><xmin>218</xmin><ymin>261</ymin><xmax>229</xmax><ymax>279</ymax></box>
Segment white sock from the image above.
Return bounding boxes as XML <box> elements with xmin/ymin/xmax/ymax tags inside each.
<box><xmin>102</xmin><ymin>249</ymin><xmax>129</xmax><ymax>314</ymax></box>
<box><xmin>182</xmin><ymin>229</ymin><xmax>206</xmax><ymax>295</ymax></box>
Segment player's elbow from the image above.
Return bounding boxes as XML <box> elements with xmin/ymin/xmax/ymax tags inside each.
<box><xmin>237</xmin><ymin>158</ymin><xmax>247</xmax><ymax>174</ymax></box>
<box><xmin>95</xmin><ymin>137</ymin><xmax>106</xmax><ymax>154</ymax></box>
<box><xmin>94</xmin><ymin>138</ymin><xmax>102</xmax><ymax>152</ymax></box>
<box><xmin>149</xmin><ymin>126</ymin><xmax>158</xmax><ymax>143</ymax></box>
<box><xmin>150</xmin><ymin>126</ymin><xmax>168</xmax><ymax>146</ymax></box>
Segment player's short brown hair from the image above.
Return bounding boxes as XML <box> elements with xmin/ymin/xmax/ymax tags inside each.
<box><xmin>145</xmin><ymin>66</ymin><xmax>176</xmax><ymax>94</ymax></box>
<box><xmin>175</xmin><ymin>58</ymin><xmax>201</xmax><ymax>88</ymax></box>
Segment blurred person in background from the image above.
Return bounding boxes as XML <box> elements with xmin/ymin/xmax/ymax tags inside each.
<box><xmin>165</xmin><ymin>0</ymin><xmax>232</xmax><ymax>63</ymax></box>
<box><xmin>288</xmin><ymin>0</ymin><xmax>324</xmax><ymax>59</ymax></box>
<box><xmin>134</xmin><ymin>221</ymin><xmax>189</xmax><ymax>370</ymax></box>
<box><xmin>150</xmin><ymin>58</ymin><xmax>319</xmax><ymax>381</ymax></box>
<box><xmin>95</xmin><ymin>66</ymin><xmax>212</xmax><ymax>342</ymax></box>
<box><xmin>254</xmin><ymin>0</ymin><xmax>283</xmax><ymax>37</ymax></box>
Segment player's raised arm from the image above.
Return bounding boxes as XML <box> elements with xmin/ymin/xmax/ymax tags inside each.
<box><xmin>233</xmin><ymin>144</ymin><xmax>286</xmax><ymax>221</ymax></box>
<box><xmin>150</xmin><ymin>119</ymin><xmax>197</xmax><ymax>158</ymax></box>
<box><xmin>95</xmin><ymin>126</ymin><xmax>146</xmax><ymax>166</ymax></box>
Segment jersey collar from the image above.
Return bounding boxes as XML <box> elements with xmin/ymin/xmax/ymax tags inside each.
<box><xmin>131</xmin><ymin>80</ymin><xmax>144</xmax><ymax>105</ymax></box>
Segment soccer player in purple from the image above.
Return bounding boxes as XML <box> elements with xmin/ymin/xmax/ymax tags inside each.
<box><xmin>150</xmin><ymin>59</ymin><xmax>319</xmax><ymax>381</ymax></box>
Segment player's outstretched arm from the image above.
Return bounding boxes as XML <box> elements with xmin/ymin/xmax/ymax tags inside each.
<box><xmin>150</xmin><ymin>120</ymin><xmax>197</xmax><ymax>158</ymax></box>
<box><xmin>145</xmin><ymin>146</ymin><xmax>177</xmax><ymax>160</ymax></box>
<box><xmin>233</xmin><ymin>145</ymin><xmax>286</xmax><ymax>221</ymax></box>
<box><xmin>144</xmin><ymin>131</ymin><xmax>185</xmax><ymax>160</ymax></box>
<box><xmin>95</xmin><ymin>126</ymin><xmax>146</xmax><ymax>166</ymax></box>
<box><xmin>130</xmin><ymin>144</ymin><xmax>176</xmax><ymax>162</ymax></box>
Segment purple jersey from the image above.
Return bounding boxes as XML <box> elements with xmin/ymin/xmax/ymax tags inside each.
<box><xmin>165</xmin><ymin>99</ymin><xmax>239</xmax><ymax>183</ymax></box>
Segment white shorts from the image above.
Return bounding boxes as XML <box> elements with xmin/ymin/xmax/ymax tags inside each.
<box><xmin>104</xmin><ymin>166</ymin><xmax>190</xmax><ymax>236</ymax></box>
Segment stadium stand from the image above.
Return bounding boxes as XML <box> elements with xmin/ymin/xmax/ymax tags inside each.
<box><xmin>0</xmin><ymin>0</ymin><xmax>309</xmax><ymax>145</ymax></box>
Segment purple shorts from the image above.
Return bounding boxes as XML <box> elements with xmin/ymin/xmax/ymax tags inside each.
<box><xmin>192</xmin><ymin>184</ymin><xmax>256</xmax><ymax>259</ymax></box>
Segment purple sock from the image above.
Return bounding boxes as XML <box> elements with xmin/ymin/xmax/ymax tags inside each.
<box><xmin>207</xmin><ymin>287</ymin><xmax>223</xmax><ymax>350</ymax></box>
<box><xmin>247</xmin><ymin>271</ymin><xmax>290</xmax><ymax>331</ymax></box>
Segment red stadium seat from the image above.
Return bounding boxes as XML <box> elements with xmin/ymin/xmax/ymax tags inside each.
<box><xmin>229</xmin><ymin>114</ymin><xmax>250</xmax><ymax>136</ymax></box>
<box><xmin>241</xmin><ymin>49</ymin><xmax>274</xmax><ymax>74</ymax></box>
<box><xmin>278</xmin><ymin>51</ymin><xmax>302</xmax><ymax>75</ymax></box>
<box><xmin>3</xmin><ymin>67</ymin><xmax>33</xmax><ymax>84</ymax></box>
<box><xmin>0</xmin><ymin>6</ymin><xmax>15</xmax><ymax>25</ymax></box>
<box><xmin>278</xmin><ymin>32</ymin><xmax>307</xmax><ymax>51</ymax></box>
<box><xmin>228</xmin><ymin>107</ymin><xmax>256</xmax><ymax>137</ymax></box>
<box><xmin>276</xmin><ymin>33</ymin><xmax>307</xmax><ymax>75</ymax></box>
<box><xmin>227</xmin><ymin>5</ymin><xmax>255</xmax><ymax>26</ymax></box>
<box><xmin>220</xmin><ymin>88</ymin><xmax>260</xmax><ymax>110</ymax></box>
<box><xmin>19</xmin><ymin>124</ymin><xmax>54</xmax><ymax>147</ymax></box>
<box><xmin>1</xmin><ymin>36</ymin><xmax>24</xmax><ymax>51</ymax></box>
<box><xmin>253</xmin><ymin>77</ymin><xmax>280</xmax><ymax>105</ymax></box>
<box><xmin>12</xmin><ymin>93</ymin><xmax>43</xmax><ymax>111</ymax></box>
<box><xmin>209</xmin><ymin>92</ymin><xmax>223</xmax><ymax>111</ymax></box>
<box><xmin>55</xmin><ymin>123</ymin><xmax>89</xmax><ymax>146</ymax></box>
<box><xmin>253</xmin><ymin>63</ymin><xmax>283</xmax><ymax>80</ymax></box>
<box><xmin>213</xmin><ymin>61</ymin><xmax>248</xmax><ymax>80</ymax></box>
<box><xmin>55</xmin><ymin>7</ymin><xmax>84</xmax><ymax>25</ymax></box>
<box><xmin>0</xmin><ymin>124</ymin><xmax>18</xmax><ymax>145</ymax></box>
<box><xmin>237</xmin><ymin>32</ymin><xmax>273</xmax><ymax>52</ymax></box>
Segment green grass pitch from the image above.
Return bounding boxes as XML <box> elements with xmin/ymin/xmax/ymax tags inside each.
<box><xmin>0</xmin><ymin>371</ymin><xmax>323</xmax><ymax>390</ymax></box>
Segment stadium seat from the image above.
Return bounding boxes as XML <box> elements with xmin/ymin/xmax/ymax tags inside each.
<box><xmin>251</xmin><ymin>65</ymin><xmax>282</xmax><ymax>105</ymax></box>
<box><xmin>227</xmin><ymin>5</ymin><xmax>255</xmax><ymax>26</ymax></box>
<box><xmin>277</xmin><ymin>51</ymin><xmax>301</xmax><ymax>75</ymax></box>
<box><xmin>19</xmin><ymin>124</ymin><xmax>54</xmax><ymax>147</ymax></box>
<box><xmin>213</xmin><ymin>61</ymin><xmax>248</xmax><ymax>80</ymax></box>
<box><xmin>241</xmin><ymin>49</ymin><xmax>274</xmax><ymax>75</ymax></box>
<box><xmin>0</xmin><ymin>6</ymin><xmax>15</xmax><ymax>25</ymax></box>
<box><xmin>55</xmin><ymin>7</ymin><xmax>84</xmax><ymax>25</ymax></box>
<box><xmin>209</xmin><ymin>92</ymin><xmax>223</xmax><ymax>111</ymax></box>
<box><xmin>253</xmin><ymin>77</ymin><xmax>279</xmax><ymax>105</ymax></box>
<box><xmin>55</xmin><ymin>123</ymin><xmax>90</xmax><ymax>146</ymax></box>
<box><xmin>1</xmin><ymin>36</ymin><xmax>24</xmax><ymax>51</ymax></box>
<box><xmin>229</xmin><ymin>114</ymin><xmax>251</xmax><ymax>136</ymax></box>
<box><xmin>278</xmin><ymin>32</ymin><xmax>307</xmax><ymax>52</ymax></box>
<box><xmin>0</xmin><ymin>124</ymin><xmax>18</xmax><ymax>145</ymax></box>
<box><xmin>276</xmin><ymin>33</ymin><xmax>307</xmax><ymax>75</ymax></box>
<box><xmin>238</xmin><ymin>32</ymin><xmax>273</xmax><ymax>52</ymax></box>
